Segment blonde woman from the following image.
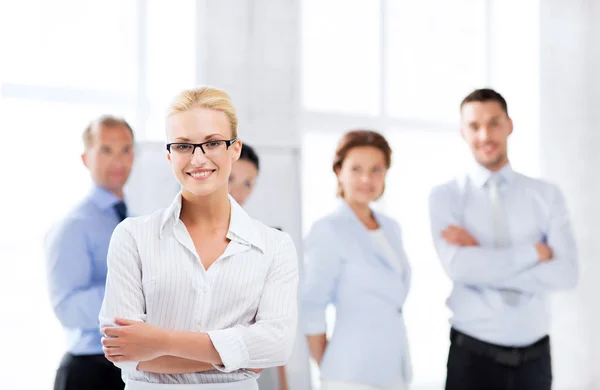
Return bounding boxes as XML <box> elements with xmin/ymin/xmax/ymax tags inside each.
<box><xmin>99</xmin><ymin>86</ymin><xmax>299</xmax><ymax>390</ymax></box>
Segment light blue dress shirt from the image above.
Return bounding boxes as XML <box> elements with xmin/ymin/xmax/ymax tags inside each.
<box><xmin>45</xmin><ymin>185</ymin><xmax>126</xmax><ymax>355</ymax></box>
<box><xmin>429</xmin><ymin>162</ymin><xmax>578</xmax><ymax>347</ymax></box>
<box><xmin>301</xmin><ymin>200</ymin><xmax>412</xmax><ymax>388</ymax></box>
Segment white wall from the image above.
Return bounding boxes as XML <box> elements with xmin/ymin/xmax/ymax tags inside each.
<box><xmin>540</xmin><ymin>1</ymin><xmax>599</xmax><ymax>389</ymax></box>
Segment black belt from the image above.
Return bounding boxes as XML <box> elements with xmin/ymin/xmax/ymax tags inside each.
<box><xmin>450</xmin><ymin>328</ymin><xmax>550</xmax><ymax>367</ymax></box>
<box><xmin>60</xmin><ymin>353</ymin><xmax>114</xmax><ymax>368</ymax></box>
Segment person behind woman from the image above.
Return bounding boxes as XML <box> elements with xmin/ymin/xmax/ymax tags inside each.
<box><xmin>301</xmin><ymin>130</ymin><xmax>412</xmax><ymax>390</ymax></box>
<box><xmin>228</xmin><ymin>145</ymin><xmax>290</xmax><ymax>390</ymax></box>
<box><xmin>228</xmin><ymin>144</ymin><xmax>260</xmax><ymax>207</ymax></box>
<box><xmin>99</xmin><ymin>86</ymin><xmax>299</xmax><ymax>390</ymax></box>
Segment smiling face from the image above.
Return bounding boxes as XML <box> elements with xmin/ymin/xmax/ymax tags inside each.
<box><xmin>166</xmin><ymin>107</ymin><xmax>241</xmax><ymax>198</ymax></box>
<box><xmin>460</xmin><ymin>100</ymin><xmax>513</xmax><ymax>171</ymax></box>
<box><xmin>336</xmin><ymin>146</ymin><xmax>388</xmax><ymax>207</ymax></box>
<box><xmin>82</xmin><ymin>123</ymin><xmax>134</xmax><ymax>197</ymax></box>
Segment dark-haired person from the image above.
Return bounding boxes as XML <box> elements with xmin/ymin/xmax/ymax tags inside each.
<box><xmin>429</xmin><ymin>88</ymin><xmax>579</xmax><ymax>390</ymax></box>
<box><xmin>301</xmin><ymin>130</ymin><xmax>412</xmax><ymax>390</ymax></box>
<box><xmin>229</xmin><ymin>144</ymin><xmax>290</xmax><ymax>390</ymax></box>
<box><xmin>46</xmin><ymin>115</ymin><xmax>135</xmax><ymax>390</ymax></box>
<box><xmin>228</xmin><ymin>144</ymin><xmax>260</xmax><ymax>206</ymax></box>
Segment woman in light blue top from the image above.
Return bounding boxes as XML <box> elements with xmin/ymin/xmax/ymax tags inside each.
<box><xmin>301</xmin><ymin>130</ymin><xmax>412</xmax><ymax>390</ymax></box>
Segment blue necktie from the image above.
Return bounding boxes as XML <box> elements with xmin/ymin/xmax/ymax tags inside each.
<box><xmin>114</xmin><ymin>201</ymin><xmax>128</xmax><ymax>222</ymax></box>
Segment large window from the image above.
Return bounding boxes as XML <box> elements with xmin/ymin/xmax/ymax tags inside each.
<box><xmin>0</xmin><ymin>1</ymin><xmax>196</xmax><ymax>388</ymax></box>
<box><xmin>301</xmin><ymin>0</ymin><xmax>540</xmax><ymax>388</ymax></box>
<box><xmin>302</xmin><ymin>0</ymin><xmax>381</xmax><ymax>116</ymax></box>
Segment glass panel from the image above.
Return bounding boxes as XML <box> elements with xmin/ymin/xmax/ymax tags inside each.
<box><xmin>385</xmin><ymin>0</ymin><xmax>486</xmax><ymax>123</ymax></box>
<box><xmin>1</xmin><ymin>0</ymin><xmax>138</xmax><ymax>93</ymax></box>
<box><xmin>302</xmin><ymin>0</ymin><xmax>381</xmax><ymax>115</ymax></box>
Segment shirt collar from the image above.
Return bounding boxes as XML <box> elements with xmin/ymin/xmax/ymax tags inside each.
<box><xmin>467</xmin><ymin>161</ymin><xmax>516</xmax><ymax>188</ymax></box>
<box><xmin>334</xmin><ymin>197</ymin><xmax>384</xmax><ymax>224</ymax></box>
<box><xmin>159</xmin><ymin>192</ymin><xmax>265</xmax><ymax>252</ymax></box>
<box><xmin>89</xmin><ymin>184</ymin><xmax>123</xmax><ymax>210</ymax></box>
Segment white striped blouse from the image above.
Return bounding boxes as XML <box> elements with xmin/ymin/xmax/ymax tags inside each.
<box><xmin>99</xmin><ymin>193</ymin><xmax>299</xmax><ymax>385</ymax></box>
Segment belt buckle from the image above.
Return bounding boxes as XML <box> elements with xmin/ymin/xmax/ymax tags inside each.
<box><xmin>497</xmin><ymin>349</ymin><xmax>521</xmax><ymax>367</ymax></box>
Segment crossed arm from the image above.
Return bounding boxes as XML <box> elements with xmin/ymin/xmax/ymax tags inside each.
<box><xmin>101</xmin><ymin>319</ymin><xmax>266</xmax><ymax>375</ymax></box>
<box><xmin>99</xmin><ymin>222</ymin><xmax>298</xmax><ymax>375</ymax></box>
<box><xmin>100</xmin><ymin>318</ymin><xmax>227</xmax><ymax>374</ymax></box>
<box><xmin>429</xmin><ymin>184</ymin><xmax>578</xmax><ymax>293</ymax></box>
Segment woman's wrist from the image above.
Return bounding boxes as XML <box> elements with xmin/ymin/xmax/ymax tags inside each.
<box><xmin>159</xmin><ymin>329</ymin><xmax>176</xmax><ymax>356</ymax></box>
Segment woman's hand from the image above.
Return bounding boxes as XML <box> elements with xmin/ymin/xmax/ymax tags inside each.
<box><xmin>102</xmin><ymin>318</ymin><xmax>169</xmax><ymax>363</ymax></box>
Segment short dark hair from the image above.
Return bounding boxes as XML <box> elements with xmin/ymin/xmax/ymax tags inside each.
<box><xmin>83</xmin><ymin>115</ymin><xmax>134</xmax><ymax>150</ymax></box>
<box><xmin>460</xmin><ymin>88</ymin><xmax>509</xmax><ymax>116</ymax></box>
<box><xmin>239</xmin><ymin>143</ymin><xmax>260</xmax><ymax>171</ymax></box>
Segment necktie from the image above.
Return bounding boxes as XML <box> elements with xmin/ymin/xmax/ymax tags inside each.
<box><xmin>114</xmin><ymin>201</ymin><xmax>128</xmax><ymax>223</ymax></box>
<box><xmin>487</xmin><ymin>175</ymin><xmax>520</xmax><ymax>306</ymax></box>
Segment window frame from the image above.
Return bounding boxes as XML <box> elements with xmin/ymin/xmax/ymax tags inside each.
<box><xmin>300</xmin><ymin>0</ymin><xmax>493</xmax><ymax>134</ymax></box>
<box><xmin>0</xmin><ymin>0</ymin><xmax>202</xmax><ymax>141</ymax></box>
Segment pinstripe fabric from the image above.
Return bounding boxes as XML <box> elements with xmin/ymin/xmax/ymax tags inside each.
<box><xmin>99</xmin><ymin>193</ymin><xmax>299</xmax><ymax>385</ymax></box>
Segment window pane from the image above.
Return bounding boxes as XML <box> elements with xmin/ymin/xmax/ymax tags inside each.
<box><xmin>144</xmin><ymin>0</ymin><xmax>197</xmax><ymax>141</ymax></box>
<box><xmin>490</xmin><ymin>0</ymin><xmax>540</xmax><ymax>177</ymax></box>
<box><xmin>302</xmin><ymin>0</ymin><xmax>381</xmax><ymax>115</ymax></box>
<box><xmin>301</xmin><ymin>131</ymin><xmax>343</xmax><ymax>234</ymax></box>
<box><xmin>385</xmin><ymin>0</ymin><xmax>486</xmax><ymax>123</ymax></box>
<box><xmin>1</xmin><ymin>0</ymin><xmax>138</xmax><ymax>93</ymax></box>
<box><xmin>384</xmin><ymin>129</ymin><xmax>468</xmax><ymax>387</ymax></box>
<box><xmin>0</xmin><ymin>98</ymin><xmax>132</xmax><ymax>389</ymax></box>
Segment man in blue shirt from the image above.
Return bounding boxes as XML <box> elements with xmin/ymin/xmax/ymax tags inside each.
<box><xmin>46</xmin><ymin>115</ymin><xmax>135</xmax><ymax>390</ymax></box>
<box><xmin>429</xmin><ymin>89</ymin><xmax>578</xmax><ymax>390</ymax></box>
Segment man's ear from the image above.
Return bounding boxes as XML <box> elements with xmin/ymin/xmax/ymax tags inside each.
<box><xmin>81</xmin><ymin>152</ymin><xmax>88</xmax><ymax>168</ymax></box>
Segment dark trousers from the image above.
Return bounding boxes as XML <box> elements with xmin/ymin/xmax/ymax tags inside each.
<box><xmin>445</xmin><ymin>329</ymin><xmax>552</xmax><ymax>390</ymax></box>
<box><xmin>54</xmin><ymin>353</ymin><xmax>125</xmax><ymax>390</ymax></box>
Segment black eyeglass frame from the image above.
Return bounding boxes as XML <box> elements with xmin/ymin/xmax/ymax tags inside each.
<box><xmin>166</xmin><ymin>137</ymin><xmax>238</xmax><ymax>155</ymax></box>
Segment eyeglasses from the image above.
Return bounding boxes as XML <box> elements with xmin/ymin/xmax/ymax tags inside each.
<box><xmin>166</xmin><ymin>138</ymin><xmax>238</xmax><ymax>157</ymax></box>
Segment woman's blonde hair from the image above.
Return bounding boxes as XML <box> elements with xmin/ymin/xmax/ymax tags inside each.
<box><xmin>167</xmin><ymin>86</ymin><xmax>238</xmax><ymax>137</ymax></box>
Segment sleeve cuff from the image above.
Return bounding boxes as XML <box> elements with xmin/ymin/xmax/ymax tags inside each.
<box><xmin>303</xmin><ymin>317</ymin><xmax>327</xmax><ymax>336</ymax></box>
<box><xmin>519</xmin><ymin>244</ymin><xmax>539</xmax><ymax>266</ymax></box>
<box><xmin>207</xmin><ymin>327</ymin><xmax>249</xmax><ymax>373</ymax></box>
<box><xmin>114</xmin><ymin>361</ymin><xmax>139</xmax><ymax>373</ymax></box>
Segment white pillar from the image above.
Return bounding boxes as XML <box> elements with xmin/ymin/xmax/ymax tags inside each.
<box><xmin>540</xmin><ymin>1</ymin><xmax>599</xmax><ymax>388</ymax></box>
